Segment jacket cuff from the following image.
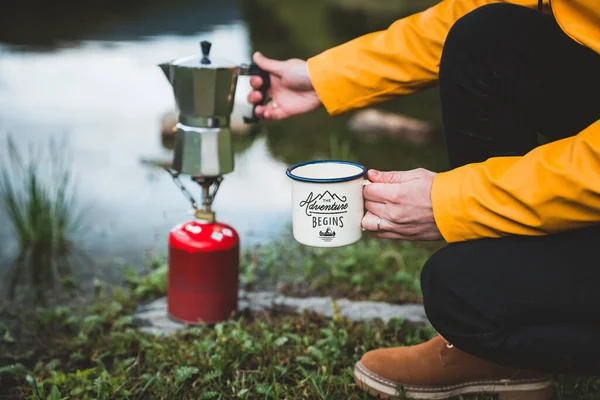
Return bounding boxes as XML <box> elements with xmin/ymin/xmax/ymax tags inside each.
<box><xmin>431</xmin><ymin>166</ymin><xmax>473</xmax><ymax>243</ymax></box>
<box><xmin>306</xmin><ymin>51</ymin><xmax>344</xmax><ymax>116</ymax></box>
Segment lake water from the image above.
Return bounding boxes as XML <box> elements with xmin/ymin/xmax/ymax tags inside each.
<box><xmin>0</xmin><ymin>0</ymin><xmax>446</xmax><ymax>285</ymax></box>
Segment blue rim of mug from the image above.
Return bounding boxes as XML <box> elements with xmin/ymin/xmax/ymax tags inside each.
<box><xmin>286</xmin><ymin>160</ymin><xmax>368</xmax><ymax>183</ymax></box>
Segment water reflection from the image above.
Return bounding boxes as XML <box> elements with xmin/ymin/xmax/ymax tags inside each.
<box><xmin>0</xmin><ymin>0</ymin><xmax>446</xmax><ymax>289</ymax></box>
<box><xmin>0</xmin><ymin>0</ymin><xmax>241</xmax><ymax>50</ymax></box>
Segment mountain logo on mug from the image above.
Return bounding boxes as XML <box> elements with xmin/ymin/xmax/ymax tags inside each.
<box><xmin>299</xmin><ymin>191</ymin><xmax>349</xmax><ymax>242</ymax></box>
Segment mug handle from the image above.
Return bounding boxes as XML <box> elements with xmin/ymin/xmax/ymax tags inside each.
<box><xmin>361</xmin><ymin>179</ymin><xmax>371</xmax><ymax>231</ymax></box>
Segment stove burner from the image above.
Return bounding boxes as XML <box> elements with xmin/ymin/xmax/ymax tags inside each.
<box><xmin>164</xmin><ymin>167</ymin><xmax>223</xmax><ymax>222</ymax></box>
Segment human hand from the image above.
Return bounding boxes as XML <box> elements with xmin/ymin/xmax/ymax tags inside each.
<box><xmin>246</xmin><ymin>52</ymin><xmax>322</xmax><ymax>120</ymax></box>
<box><xmin>361</xmin><ymin>169</ymin><xmax>443</xmax><ymax>241</ymax></box>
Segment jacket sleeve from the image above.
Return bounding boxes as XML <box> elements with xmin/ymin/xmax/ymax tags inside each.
<box><xmin>431</xmin><ymin>120</ymin><xmax>600</xmax><ymax>242</ymax></box>
<box><xmin>306</xmin><ymin>0</ymin><xmax>544</xmax><ymax>116</ymax></box>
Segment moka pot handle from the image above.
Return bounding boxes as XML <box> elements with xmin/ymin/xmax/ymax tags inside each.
<box><xmin>242</xmin><ymin>62</ymin><xmax>271</xmax><ymax>124</ymax></box>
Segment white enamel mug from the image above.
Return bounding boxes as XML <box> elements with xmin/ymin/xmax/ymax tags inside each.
<box><xmin>286</xmin><ymin>160</ymin><xmax>369</xmax><ymax>248</ymax></box>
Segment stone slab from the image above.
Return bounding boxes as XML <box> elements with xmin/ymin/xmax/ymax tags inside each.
<box><xmin>132</xmin><ymin>290</ymin><xmax>428</xmax><ymax>336</ymax></box>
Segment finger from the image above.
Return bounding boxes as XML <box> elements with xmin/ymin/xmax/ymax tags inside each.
<box><xmin>364</xmin><ymin>200</ymin><xmax>386</xmax><ymax>219</ymax></box>
<box><xmin>365</xmin><ymin>200</ymin><xmax>411</xmax><ymax>225</ymax></box>
<box><xmin>368</xmin><ymin>169</ymin><xmax>424</xmax><ymax>184</ymax></box>
<box><xmin>253</xmin><ymin>52</ymin><xmax>284</xmax><ymax>75</ymax></box>
<box><xmin>361</xmin><ymin>211</ymin><xmax>395</xmax><ymax>232</ymax></box>
<box><xmin>270</xmin><ymin>108</ymin><xmax>288</xmax><ymax>120</ymax></box>
<box><xmin>361</xmin><ymin>211</ymin><xmax>378</xmax><ymax>231</ymax></box>
<box><xmin>263</xmin><ymin>108</ymin><xmax>286</xmax><ymax>120</ymax></box>
<box><xmin>368</xmin><ymin>169</ymin><xmax>406</xmax><ymax>183</ymax></box>
<box><xmin>263</xmin><ymin>102</ymin><xmax>287</xmax><ymax>120</ymax></box>
<box><xmin>363</xmin><ymin>183</ymin><xmax>403</xmax><ymax>203</ymax></box>
<box><xmin>249</xmin><ymin>76</ymin><xmax>264</xmax><ymax>89</ymax></box>
<box><xmin>247</xmin><ymin>90</ymin><xmax>263</xmax><ymax>104</ymax></box>
<box><xmin>254</xmin><ymin>105</ymin><xmax>266</xmax><ymax>119</ymax></box>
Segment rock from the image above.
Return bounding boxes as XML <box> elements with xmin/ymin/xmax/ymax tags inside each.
<box><xmin>132</xmin><ymin>297</ymin><xmax>184</xmax><ymax>336</ymax></box>
<box><xmin>160</xmin><ymin>111</ymin><xmax>178</xmax><ymax>138</ymax></box>
<box><xmin>159</xmin><ymin>111</ymin><xmax>177</xmax><ymax>150</ymax></box>
<box><xmin>132</xmin><ymin>290</ymin><xmax>428</xmax><ymax>336</ymax></box>
<box><xmin>160</xmin><ymin>108</ymin><xmax>255</xmax><ymax>150</ymax></box>
<box><xmin>349</xmin><ymin>108</ymin><xmax>434</xmax><ymax>145</ymax></box>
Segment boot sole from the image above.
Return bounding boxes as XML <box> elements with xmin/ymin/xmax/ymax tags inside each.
<box><xmin>354</xmin><ymin>361</ymin><xmax>554</xmax><ymax>399</ymax></box>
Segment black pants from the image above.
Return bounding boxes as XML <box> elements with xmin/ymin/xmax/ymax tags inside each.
<box><xmin>421</xmin><ymin>4</ymin><xmax>600</xmax><ymax>375</ymax></box>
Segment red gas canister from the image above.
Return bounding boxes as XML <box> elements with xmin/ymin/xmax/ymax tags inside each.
<box><xmin>167</xmin><ymin>219</ymin><xmax>239</xmax><ymax>324</ymax></box>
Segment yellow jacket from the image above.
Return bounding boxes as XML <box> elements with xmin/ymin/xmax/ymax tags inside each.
<box><xmin>306</xmin><ymin>0</ymin><xmax>600</xmax><ymax>243</ymax></box>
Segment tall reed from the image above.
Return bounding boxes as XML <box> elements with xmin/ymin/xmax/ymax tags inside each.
<box><xmin>0</xmin><ymin>135</ymin><xmax>84</xmax><ymax>305</ymax></box>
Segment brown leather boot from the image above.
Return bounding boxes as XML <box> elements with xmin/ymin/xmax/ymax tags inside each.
<box><xmin>354</xmin><ymin>335</ymin><xmax>554</xmax><ymax>399</ymax></box>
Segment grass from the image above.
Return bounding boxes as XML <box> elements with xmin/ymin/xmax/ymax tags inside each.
<box><xmin>0</xmin><ymin>134</ymin><xmax>85</xmax><ymax>306</ymax></box>
<box><xmin>1</xmin><ymin>266</ymin><xmax>600</xmax><ymax>400</ymax></box>
<box><xmin>329</xmin><ymin>133</ymin><xmax>357</xmax><ymax>161</ymax></box>
<box><xmin>241</xmin><ymin>232</ymin><xmax>440</xmax><ymax>303</ymax></box>
<box><xmin>0</xmin><ymin>302</ymin><xmax>436</xmax><ymax>399</ymax></box>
